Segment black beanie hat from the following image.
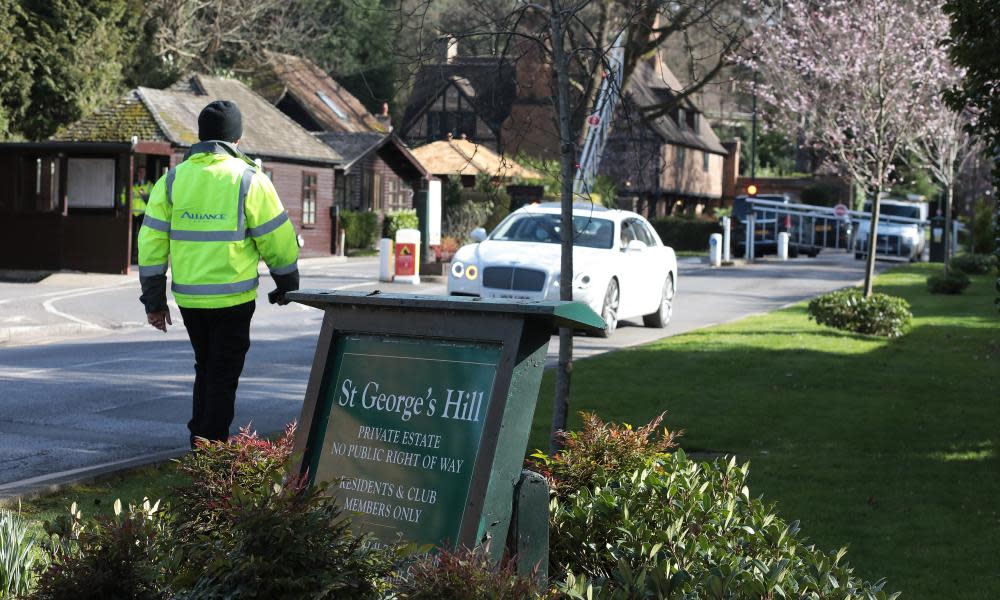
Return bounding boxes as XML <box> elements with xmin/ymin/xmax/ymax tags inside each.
<box><xmin>198</xmin><ymin>100</ymin><xmax>243</xmax><ymax>142</ymax></box>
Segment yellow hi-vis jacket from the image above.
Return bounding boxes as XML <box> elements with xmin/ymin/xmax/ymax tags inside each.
<box><xmin>137</xmin><ymin>141</ymin><xmax>299</xmax><ymax>310</ymax></box>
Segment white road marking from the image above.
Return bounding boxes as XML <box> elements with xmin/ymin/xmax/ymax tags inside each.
<box><xmin>0</xmin><ymin>356</ymin><xmax>135</xmax><ymax>379</ymax></box>
<box><xmin>41</xmin><ymin>287</ymin><xmax>121</xmax><ymax>330</ymax></box>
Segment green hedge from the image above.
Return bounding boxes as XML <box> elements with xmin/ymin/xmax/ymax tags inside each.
<box><xmin>382</xmin><ymin>209</ymin><xmax>419</xmax><ymax>240</ymax></box>
<box><xmin>340</xmin><ymin>210</ymin><xmax>379</xmax><ymax>250</ymax></box>
<box><xmin>927</xmin><ymin>270</ymin><xmax>970</xmax><ymax>294</ymax></box>
<box><xmin>650</xmin><ymin>217</ymin><xmax>721</xmax><ymax>252</ymax></box>
<box><xmin>948</xmin><ymin>253</ymin><xmax>997</xmax><ymax>275</ymax></box>
<box><xmin>808</xmin><ymin>288</ymin><xmax>912</xmax><ymax>337</ymax></box>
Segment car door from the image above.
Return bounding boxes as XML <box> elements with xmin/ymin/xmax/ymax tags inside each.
<box><xmin>618</xmin><ymin>218</ymin><xmax>654</xmax><ymax>318</ymax></box>
<box><xmin>633</xmin><ymin>219</ymin><xmax>666</xmax><ymax>314</ymax></box>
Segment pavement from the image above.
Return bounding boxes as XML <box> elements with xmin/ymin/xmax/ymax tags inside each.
<box><xmin>0</xmin><ymin>251</ymin><xmax>883</xmax><ymax>497</ymax></box>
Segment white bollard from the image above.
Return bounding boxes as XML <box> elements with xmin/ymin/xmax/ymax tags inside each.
<box><xmin>777</xmin><ymin>231</ymin><xmax>790</xmax><ymax>261</ymax></box>
<box><xmin>721</xmin><ymin>216</ymin><xmax>731</xmax><ymax>262</ymax></box>
<box><xmin>378</xmin><ymin>238</ymin><xmax>394</xmax><ymax>282</ymax></box>
<box><xmin>709</xmin><ymin>233</ymin><xmax>722</xmax><ymax>267</ymax></box>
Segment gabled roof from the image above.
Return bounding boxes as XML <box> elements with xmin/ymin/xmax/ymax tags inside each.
<box><xmin>53</xmin><ymin>75</ymin><xmax>340</xmax><ymax>164</ymax></box>
<box><xmin>411</xmin><ymin>136</ymin><xmax>541</xmax><ymax>180</ymax></box>
<box><xmin>618</xmin><ymin>59</ymin><xmax>727</xmax><ymax>155</ymax></box>
<box><xmin>316</xmin><ymin>131</ymin><xmax>387</xmax><ymax>167</ymax></box>
<box><xmin>257</xmin><ymin>52</ymin><xmax>386</xmax><ymax>134</ymax></box>
<box><xmin>402</xmin><ymin>57</ymin><xmax>518</xmax><ymax>135</ymax></box>
<box><xmin>137</xmin><ymin>75</ymin><xmax>341</xmax><ymax>164</ymax></box>
<box><xmin>51</xmin><ymin>92</ymin><xmax>167</xmax><ymax>143</ymax></box>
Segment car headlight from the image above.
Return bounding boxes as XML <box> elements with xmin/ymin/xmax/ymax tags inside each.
<box><xmin>452</xmin><ymin>261</ymin><xmax>478</xmax><ymax>281</ymax></box>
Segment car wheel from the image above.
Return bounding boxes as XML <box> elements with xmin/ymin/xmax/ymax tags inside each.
<box><xmin>597</xmin><ymin>278</ymin><xmax>619</xmax><ymax>338</ymax></box>
<box><xmin>789</xmin><ymin>247</ymin><xmax>800</xmax><ymax>258</ymax></box>
<box><xmin>855</xmin><ymin>252</ymin><xmax>864</xmax><ymax>260</ymax></box>
<box><xmin>643</xmin><ymin>274</ymin><xmax>674</xmax><ymax>329</ymax></box>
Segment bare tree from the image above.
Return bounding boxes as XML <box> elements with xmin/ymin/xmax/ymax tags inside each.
<box><xmin>142</xmin><ymin>0</ymin><xmax>314</xmax><ymax>76</ymax></box>
<box><xmin>910</xmin><ymin>102</ymin><xmax>979</xmax><ymax>273</ymax></box>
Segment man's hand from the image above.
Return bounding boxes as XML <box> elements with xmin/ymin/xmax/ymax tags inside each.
<box><xmin>268</xmin><ymin>289</ymin><xmax>290</xmax><ymax>306</ymax></box>
<box><xmin>147</xmin><ymin>309</ymin><xmax>172</xmax><ymax>332</ymax></box>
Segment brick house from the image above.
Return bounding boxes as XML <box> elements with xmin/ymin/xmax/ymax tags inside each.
<box><xmin>0</xmin><ymin>74</ymin><xmax>342</xmax><ymax>274</ymax></box>
<box><xmin>255</xmin><ymin>53</ymin><xmax>428</xmax><ymax>219</ymax></box>
<box><xmin>401</xmin><ymin>42</ymin><xmax>733</xmax><ymax>216</ymax></box>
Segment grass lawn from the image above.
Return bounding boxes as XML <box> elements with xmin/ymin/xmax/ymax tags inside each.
<box><xmin>529</xmin><ymin>263</ymin><xmax>999</xmax><ymax>599</ymax></box>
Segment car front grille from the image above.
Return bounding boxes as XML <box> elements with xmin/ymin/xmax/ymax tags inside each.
<box><xmin>482</xmin><ymin>267</ymin><xmax>547</xmax><ymax>292</ymax></box>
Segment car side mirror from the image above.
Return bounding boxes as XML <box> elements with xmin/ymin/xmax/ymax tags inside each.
<box><xmin>470</xmin><ymin>228</ymin><xmax>487</xmax><ymax>243</ymax></box>
<box><xmin>626</xmin><ymin>239</ymin><xmax>647</xmax><ymax>252</ymax></box>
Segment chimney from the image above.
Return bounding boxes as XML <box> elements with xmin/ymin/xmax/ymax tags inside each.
<box><xmin>435</xmin><ymin>35</ymin><xmax>459</xmax><ymax>64</ymax></box>
<box><xmin>377</xmin><ymin>102</ymin><xmax>392</xmax><ymax>132</ymax></box>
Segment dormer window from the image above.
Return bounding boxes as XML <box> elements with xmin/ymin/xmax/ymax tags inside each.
<box><xmin>316</xmin><ymin>91</ymin><xmax>348</xmax><ymax>121</ymax></box>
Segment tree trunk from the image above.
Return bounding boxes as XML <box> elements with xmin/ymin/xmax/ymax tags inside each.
<box><xmin>943</xmin><ymin>183</ymin><xmax>953</xmax><ymax>274</ymax></box>
<box><xmin>863</xmin><ymin>186</ymin><xmax>882</xmax><ymax>297</ymax></box>
<box><xmin>550</xmin><ymin>3</ymin><xmax>576</xmax><ymax>453</ymax></box>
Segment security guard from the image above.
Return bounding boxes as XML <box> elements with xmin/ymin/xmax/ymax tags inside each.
<box><xmin>138</xmin><ymin>100</ymin><xmax>300</xmax><ymax>448</ymax></box>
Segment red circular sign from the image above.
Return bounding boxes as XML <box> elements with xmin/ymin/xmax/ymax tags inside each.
<box><xmin>834</xmin><ymin>203</ymin><xmax>848</xmax><ymax>217</ymax></box>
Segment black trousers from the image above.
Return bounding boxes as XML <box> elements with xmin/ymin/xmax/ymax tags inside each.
<box><xmin>179</xmin><ymin>301</ymin><xmax>255</xmax><ymax>448</ymax></box>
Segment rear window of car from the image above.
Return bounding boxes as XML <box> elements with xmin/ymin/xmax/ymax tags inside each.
<box><xmin>491</xmin><ymin>214</ymin><xmax>614</xmax><ymax>249</ymax></box>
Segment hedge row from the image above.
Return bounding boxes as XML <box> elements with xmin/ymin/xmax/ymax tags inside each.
<box><xmin>650</xmin><ymin>217</ymin><xmax>722</xmax><ymax>251</ymax></box>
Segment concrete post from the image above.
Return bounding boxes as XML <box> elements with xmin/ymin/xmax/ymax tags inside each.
<box><xmin>777</xmin><ymin>232</ymin><xmax>789</xmax><ymax>260</ymax></box>
<box><xmin>378</xmin><ymin>238</ymin><xmax>394</xmax><ymax>282</ymax></box>
<box><xmin>722</xmin><ymin>216</ymin><xmax>731</xmax><ymax>262</ymax></box>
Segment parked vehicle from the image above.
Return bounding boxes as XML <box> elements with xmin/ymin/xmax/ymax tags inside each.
<box><xmin>853</xmin><ymin>199</ymin><xmax>927</xmax><ymax>261</ymax></box>
<box><xmin>447</xmin><ymin>203</ymin><xmax>678</xmax><ymax>337</ymax></box>
<box><xmin>732</xmin><ymin>194</ymin><xmax>824</xmax><ymax>258</ymax></box>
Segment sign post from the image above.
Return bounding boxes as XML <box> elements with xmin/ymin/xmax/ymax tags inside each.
<box><xmin>287</xmin><ymin>291</ymin><xmax>604</xmax><ymax>569</ymax></box>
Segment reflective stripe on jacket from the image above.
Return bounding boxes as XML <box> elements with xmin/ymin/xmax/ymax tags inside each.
<box><xmin>137</xmin><ymin>140</ymin><xmax>299</xmax><ymax>309</ymax></box>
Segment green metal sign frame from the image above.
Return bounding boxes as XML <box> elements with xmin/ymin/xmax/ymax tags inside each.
<box><xmin>287</xmin><ymin>290</ymin><xmax>603</xmax><ymax>560</ymax></box>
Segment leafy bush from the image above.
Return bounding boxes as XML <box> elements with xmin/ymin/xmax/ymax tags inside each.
<box><xmin>807</xmin><ymin>288</ymin><xmax>912</xmax><ymax>337</ymax></box>
<box><xmin>175</xmin><ymin>480</ymin><xmax>393</xmax><ymax>599</ymax></box>
<box><xmin>650</xmin><ymin>217</ymin><xmax>722</xmax><ymax>252</ymax></box>
<box><xmin>394</xmin><ymin>545</ymin><xmax>550</xmax><ymax>600</ymax></box>
<box><xmin>170</xmin><ymin>424</ymin><xmax>296</xmax><ymax>550</ymax></box>
<box><xmin>1</xmin><ymin>507</ymin><xmax>40</xmax><ymax>598</ymax></box>
<box><xmin>33</xmin><ymin>499</ymin><xmax>167</xmax><ymax>600</ymax></box>
<box><xmin>927</xmin><ymin>270</ymin><xmax>971</xmax><ymax>295</ymax></box>
<box><xmin>531</xmin><ymin>412</ymin><xmax>679</xmax><ymax>499</ymax></box>
<box><xmin>949</xmin><ymin>253</ymin><xmax>997</xmax><ymax>275</ymax></box>
<box><xmin>442</xmin><ymin>180</ymin><xmax>496</xmax><ymax>242</ymax></box>
<box><xmin>383</xmin><ymin>209</ymin><xmax>419</xmax><ymax>239</ymax></box>
<box><xmin>968</xmin><ymin>198</ymin><xmax>995</xmax><ymax>255</ymax></box>
<box><xmin>168</xmin><ymin>424</ymin><xmax>395</xmax><ymax>598</ymax></box>
<box><xmin>340</xmin><ymin>210</ymin><xmax>379</xmax><ymax>249</ymax></box>
<box><xmin>549</xmin><ymin>450</ymin><xmax>898</xmax><ymax>599</ymax></box>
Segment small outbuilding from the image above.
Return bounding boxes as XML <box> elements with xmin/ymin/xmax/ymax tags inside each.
<box><xmin>0</xmin><ymin>75</ymin><xmax>342</xmax><ymax>274</ymax></box>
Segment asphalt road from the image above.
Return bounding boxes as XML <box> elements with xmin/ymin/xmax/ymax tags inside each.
<box><xmin>0</xmin><ymin>252</ymin><xmax>879</xmax><ymax>493</ymax></box>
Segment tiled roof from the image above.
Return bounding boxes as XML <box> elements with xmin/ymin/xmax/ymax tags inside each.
<box><xmin>316</xmin><ymin>131</ymin><xmax>387</xmax><ymax>166</ymax></box>
<box><xmin>138</xmin><ymin>75</ymin><xmax>341</xmax><ymax>164</ymax></box>
<box><xmin>622</xmin><ymin>58</ymin><xmax>727</xmax><ymax>155</ymax></box>
<box><xmin>51</xmin><ymin>92</ymin><xmax>167</xmax><ymax>143</ymax></box>
<box><xmin>260</xmin><ymin>52</ymin><xmax>386</xmax><ymax>134</ymax></box>
<box><xmin>411</xmin><ymin>137</ymin><xmax>541</xmax><ymax>180</ymax></box>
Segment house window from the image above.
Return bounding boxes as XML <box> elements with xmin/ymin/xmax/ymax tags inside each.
<box><xmin>427</xmin><ymin>110</ymin><xmax>477</xmax><ymax>140</ymax></box>
<box><xmin>335</xmin><ymin>175</ymin><xmax>347</xmax><ymax>208</ymax></box>
<box><xmin>301</xmin><ymin>172</ymin><xmax>317</xmax><ymax>227</ymax></box>
<box><xmin>675</xmin><ymin>147</ymin><xmax>686</xmax><ymax>170</ymax></box>
<box><xmin>385</xmin><ymin>177</ymin><xmax>399</xmax><ymax>210</ymax></box>
<box><xmin>702</xmin><ymin>152</ymin><xmax>710</xmax><ymax>173</ymax></box>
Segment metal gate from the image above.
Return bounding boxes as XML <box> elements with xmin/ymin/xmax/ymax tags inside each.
<box><xmin>737</xmin><ymin>197</ymin><xmax>930</xmax><ymax>260</ymax></box>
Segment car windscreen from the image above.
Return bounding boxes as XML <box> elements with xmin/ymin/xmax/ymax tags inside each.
<box><xmin>490</xmin><ymin>214</ymin><xmax>614</xmax><ymax>249</ymax></box>
<box><xmin>863</xmin><ymin>202</ymin><xmax>921</xmax><ymax>219</ymax></box>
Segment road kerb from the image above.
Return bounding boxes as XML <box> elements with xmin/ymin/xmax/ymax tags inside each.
<box><xmin>0</xmin><ymin>446</ymin><xmax>190</xmax><ymax>502</ymax></box>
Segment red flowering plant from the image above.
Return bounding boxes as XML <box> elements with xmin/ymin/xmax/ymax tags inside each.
<box><xmin>529</xmin><ymin>412</ymin><xmax>680</xmax><ymax>500</ymax></box>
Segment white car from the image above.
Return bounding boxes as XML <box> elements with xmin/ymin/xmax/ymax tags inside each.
<box><xmin>447</xmin><ymin>203</ymin><xmax>677</xmax><ymax>337</ymax></box>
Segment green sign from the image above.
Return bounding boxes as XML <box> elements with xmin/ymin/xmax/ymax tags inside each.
<box><xmin>308</xmin><ymin>333</ymin><xmax>502</xmax><ymax>549</ymax></box>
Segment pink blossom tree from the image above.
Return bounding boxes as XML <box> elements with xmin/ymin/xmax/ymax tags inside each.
<box><xmin>748</xmin><ymin>0</ymin><xmax>951</xmax><ymax>296</ymax></box>
<box><xmin>909</xmin><ymin>85</ymin><xmax>979</xmax><ymax>274</ymax></box>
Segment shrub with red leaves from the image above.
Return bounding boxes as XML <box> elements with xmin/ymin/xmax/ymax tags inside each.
<box><xmin>530</xmin><ymin>412</ymin><xmax>680</xmax><ymax>499</ymax></box>
<box><xmin>394</xmin><ymin>544</ymin><xmax>553</xmax><ymax>600</ymax></box>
